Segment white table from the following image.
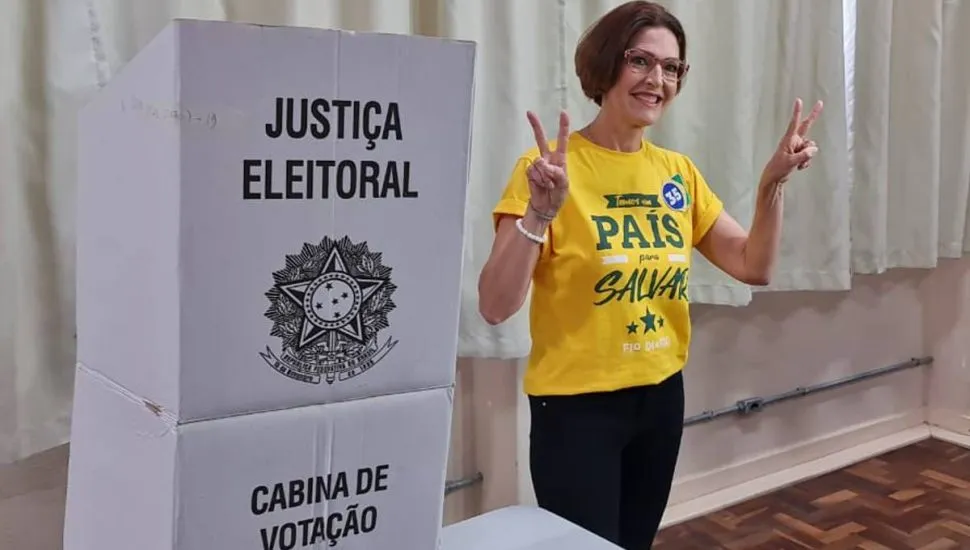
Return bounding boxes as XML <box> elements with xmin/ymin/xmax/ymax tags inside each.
<box><xmin>439</xmin><ymin>505</ymin><xmax>622</xmax><ymax>550</ymax></box>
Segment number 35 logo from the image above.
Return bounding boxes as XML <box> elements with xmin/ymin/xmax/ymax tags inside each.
<box><xmin>661</xmin><ymin>179</ymin><xmax>690</xmax><ymax>212</ymax></box>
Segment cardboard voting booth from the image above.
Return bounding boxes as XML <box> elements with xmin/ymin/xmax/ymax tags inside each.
<box><xmin>74</xmin><ymin>18</ymin><xmax>475</xmax><ymax>422</ymax></box>
<box><xmin>65</xmin><ymin>366</ymin><xmax>454</xmax><ymax>550</ymax></box>
<box><xmin>66</xmin><ymin>18</ymin><xmax>475</xmax><ymax>550</ymax></box>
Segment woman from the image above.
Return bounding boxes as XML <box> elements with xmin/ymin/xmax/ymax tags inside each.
<box><xmin>477</xmin><ymin>1</ymin><xmax>822</xmax><ymax>548</ymax></box>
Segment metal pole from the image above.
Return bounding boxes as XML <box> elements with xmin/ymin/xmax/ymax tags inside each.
<box><xmin>445</xmin><ymin>472</ymin><xmax>484</xmax><ymax>495</ymax></box>
<box><xmin>683</xmin><ymin>356</ymin><xmax>932</xmax><ymax>427</ymax></box>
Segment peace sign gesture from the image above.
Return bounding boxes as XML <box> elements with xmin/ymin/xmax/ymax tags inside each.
<box><xmin>525</xmin><ymin>110</ymin><xmax>571</xmax><ymax>219</ymax></box>
<box><xmin>763</xmin><ymin>98</ymin><xmax>823</xmax><ymax>185</ymax></box>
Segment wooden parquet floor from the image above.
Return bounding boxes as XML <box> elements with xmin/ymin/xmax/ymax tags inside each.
<box><xmin>654</xmin><ymin>439</ymin><xmax>970</xmax><ymax>549</ymax></box>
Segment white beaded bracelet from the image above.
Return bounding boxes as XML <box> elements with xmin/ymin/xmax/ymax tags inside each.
<box><xmin>515</xmin><ymin>217</ymin><xmax>547</xmax><ymax>244</ymax></box>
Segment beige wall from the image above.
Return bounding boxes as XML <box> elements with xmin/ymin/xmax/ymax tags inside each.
<box><xmin>924</xmin><ymin>258</ymin><xmax>970</xmax><ymax>434</ymax></box>
<box><xmin>443</xmin><ymin>358</ymin><xmax>520</xmax><ymax>524</ymax></box>
<box><xmin>443</xmin><ymin>257</ymin><xmax>970</xmax><ymax>523</ymax></box>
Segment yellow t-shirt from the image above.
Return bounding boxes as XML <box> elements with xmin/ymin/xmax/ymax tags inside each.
<box><xmin>493</xmin><ymin>132</ymin><xmax>724</xmax><ymax>396</ymax></box>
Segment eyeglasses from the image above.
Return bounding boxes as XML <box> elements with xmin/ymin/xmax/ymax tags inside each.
<box><xmin>624</xmin><ymin>48</ymin><xmax>689</xmax><ymax>83</ymax></box>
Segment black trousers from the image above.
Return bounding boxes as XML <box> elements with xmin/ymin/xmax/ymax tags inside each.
<box><xmin>528</xmin><ymin>370</ymin><xmax>685</xmax><ymax>550</ymax></box>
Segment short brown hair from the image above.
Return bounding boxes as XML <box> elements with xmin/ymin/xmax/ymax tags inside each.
<box><xmin>574</xmin><ymin>1</ymin><xmax>688</xmax><ymax>105</ymax></box>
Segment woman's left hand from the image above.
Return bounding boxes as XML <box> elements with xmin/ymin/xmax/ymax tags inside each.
<box><xmin>762</xmin><ymin>98</ymin><xmax>823</xmax><ymax>185</ymax></box>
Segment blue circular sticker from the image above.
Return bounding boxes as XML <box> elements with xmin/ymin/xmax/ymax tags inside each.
<box><xmin>662</xmin><ymin>181</ymin><xmax>687</xmax><ymax>211</ymax></box>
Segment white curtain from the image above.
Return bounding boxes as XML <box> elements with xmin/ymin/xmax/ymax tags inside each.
<box><xmin>1</xmin><ymin>0</ymin><xmax>968</xmax><ymax>463</ymax></box>
<box><xmin>851</xmin><ymin>0</ymin><xmax>970</xmax><ymax>272</ymax></box>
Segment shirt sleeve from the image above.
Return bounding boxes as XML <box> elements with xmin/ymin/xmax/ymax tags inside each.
<box><xmin>686</xmin><ymin>156</ymin><xmax>724</xmax><ymax>246</ymax></box>
<box><xmin>492</xmin><ymin>155</ymin><xmax>533</xmax><ymax>231</ymax></box>
<box><xmin>491</xmin><ymin>151</ymin><xmax>554</xmax><ymax>259</ymax></box>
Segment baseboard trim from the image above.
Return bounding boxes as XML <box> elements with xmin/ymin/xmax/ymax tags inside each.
<box><xmin>930</xmin><ymin>426</ymin><xmax>970</xmax><ymax>449</ymax></box>
<box><xmin>927</xmin><ymin>408</ymin><xmax>970</xmax><ymax>437</ymax></box>
<box><xmin>667</xmin><ymin>409</ymin><xmax>925</xmax><ymax>508</ymax></box>
<box><xmin>661</xmin><ymin>412</ymin><xmax>929</xmax><ymax>528</ymax></box>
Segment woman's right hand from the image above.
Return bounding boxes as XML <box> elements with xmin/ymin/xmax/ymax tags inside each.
<box><xmin>525</xmin><ymin>110</ymin><xmax>570</xmax><ymax>219</ymax></box>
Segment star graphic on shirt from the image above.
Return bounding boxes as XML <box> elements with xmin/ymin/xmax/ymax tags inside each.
<box><xmin>640</xmin><ymin>308</ymin><xmax>663</xmax><ymax>334</ymax></box>
<box><xmin>626</xmin><ymin>322</ymin><xmax>639</xmax><ymax>335</ymax></box>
